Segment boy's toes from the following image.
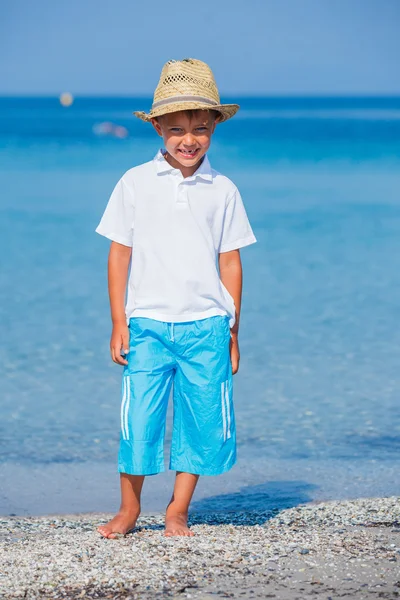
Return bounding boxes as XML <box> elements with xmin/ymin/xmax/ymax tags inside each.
<box><xmin>97</xmin><ymin>512</ymin><xmax>139</xmax><ymax>539</ymax></box>
<box><xmin>164</xmin><ymin>527</ymin><xmax>194</xmax><ymax>537</ymax></box>
<box><xmin>107</xmin><ymin>532</ymin><xmax>125</xmax><ymax>540</ymax></box>
<box><xmin>165</xmin><ymin>529</ymin><xmax>178</xmax><ymax>536</ymax></box>
<box><xmin>97</xmin><ymin>525</ymin><xmax>124</xmax><ymax>539</ymax></box>
<box><xmin>164</xmin><ymin>513</ymin><xmax>194</xmax><ymax>537</ymax></box>
<box><xmin>97</xmin><ymin>526</ymin><xmax>110</xmax><ymax>538</ymax></box>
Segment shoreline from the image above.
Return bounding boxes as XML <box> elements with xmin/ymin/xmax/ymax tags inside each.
<box><xmin>1</xmin><ymin>496</ymin><xmax>399</xmax><ymax>599</ymax></box>
<box><xmin>2</xmin><ymin>458</ymin><xmax>400</xmax><ymax>517</ymax></box>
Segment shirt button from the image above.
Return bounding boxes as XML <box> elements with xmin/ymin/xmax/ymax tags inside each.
<box><xmin>177</xmin><ymin>189</ymin><xmax>186</xmax><ymax>203</ymax></box>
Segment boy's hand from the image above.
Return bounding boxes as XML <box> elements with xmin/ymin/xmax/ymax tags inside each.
<box><xmin>110</xmin><ymin>322</ymin><xmax>130</xmax><ymax>366</ymax></box>
<box><xmin>230</xmin><ymin>332</ymin><xmax>240</xmax><ymax>375</ymax></box>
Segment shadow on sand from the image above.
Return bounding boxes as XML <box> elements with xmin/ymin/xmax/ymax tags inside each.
<box><xmin>135</xmin><ymin>480</ymin><xmax>317</xmax><ymax>531</ymax></box>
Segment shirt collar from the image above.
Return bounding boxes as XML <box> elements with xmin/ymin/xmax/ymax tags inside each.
<box><xmin>154</xmin><ymin>149</ymin><xmax>213</xmax><ymax>182</ymax></box>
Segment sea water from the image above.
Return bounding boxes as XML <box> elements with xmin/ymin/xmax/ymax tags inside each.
<box><xmin>1</xmin><ymin>97</ymin><xmax>400</xmax><ymax>515</ymax></box>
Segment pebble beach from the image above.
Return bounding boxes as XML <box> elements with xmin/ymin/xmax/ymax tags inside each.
<box><xmin>1</xmin><ymin>496</ymin><xmax>399</xmax><ymax>599</ymax></box>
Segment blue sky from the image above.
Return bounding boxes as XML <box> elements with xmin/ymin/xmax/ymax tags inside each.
<box><xmin>1</xmin><ymin>0</ymin><xmax>399</xmax><ymax>95</ymax></box>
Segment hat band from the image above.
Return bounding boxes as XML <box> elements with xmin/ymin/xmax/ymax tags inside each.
<box><xmin>152</xmin><ymin>95</ymin><xmax>219</xmax><ymax>110</ymax></box>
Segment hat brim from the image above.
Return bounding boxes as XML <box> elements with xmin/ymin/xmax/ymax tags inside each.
<box><xmin>133</xmin><ymin>101</ymin><xmax>239</xmax><ymax>123</ymax></box>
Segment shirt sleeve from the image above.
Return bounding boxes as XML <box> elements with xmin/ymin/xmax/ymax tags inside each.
<box><xmin>95</xmin><ymin>178</ymin><xmax>134</xmax><ymax>247</ymax></box>
<box><xmin>219</xmin><ymin>188</ymin><xmax>257</xmax><ymax>253</ymax></box>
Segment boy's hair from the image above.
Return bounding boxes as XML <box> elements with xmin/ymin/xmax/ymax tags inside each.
<box><xmin>156</xmin><ymin>109</ymin><xmax>221</xmax><ymax>123</ymax></box>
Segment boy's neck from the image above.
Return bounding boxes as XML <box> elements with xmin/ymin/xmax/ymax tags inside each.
<box><xmin>163</xmin><ymin>150</ymin><xmax>204</xmax><ymax>178</ymax></box>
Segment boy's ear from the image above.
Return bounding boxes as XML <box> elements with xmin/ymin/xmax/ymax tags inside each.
<box><xmin>212</xmin><ymin>111</ymin><xmax>223</xmax><ymax>130</ymax></box>
<box><xmin>151</xmin><ymin>117</ymin><xmax>163</xmax><ymax>137</ymax></box>
<box><xmin>211</xmin><ymin>115</ymin><xmax>221</xmax><ymax>133</ymax></box>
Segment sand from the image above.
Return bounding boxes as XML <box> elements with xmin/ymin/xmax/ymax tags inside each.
<box><xmin>1</xmin><ymin>496</ymin><xmax>399</xmax><ymax>599</ymax></box>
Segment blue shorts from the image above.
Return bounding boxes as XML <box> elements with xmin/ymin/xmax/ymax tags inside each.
<box><xmin>118</xmin><ymin>315</ymin><xmax>236</xmax><ymax>476</ymax></box>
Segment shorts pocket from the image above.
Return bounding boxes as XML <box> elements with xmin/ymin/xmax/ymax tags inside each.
<box><xmin>224</xmin><ymin>317</ymin><xmax>232</xmax><ymax>342</ymax></box>
<box><xmin>128</xmin><ymin>318</ymin><xmax>143</xmax><ymax>349</ymax></box>
<box><xmin>221</xmin><ymin>379</ymin><xmax>232</xmax><ymax>441</ymax></box>
<box><xmin>211</xmin><ymin>316</ymin><xmax>231</xmax><ymax>345</ymax></box>
<box><xmin>129</xmin><ymin>318</ymin><xmax>141</xmax><ymax>333</ymax></box>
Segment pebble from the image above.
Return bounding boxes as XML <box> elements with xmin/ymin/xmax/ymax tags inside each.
<box><xmin>0</xmin><ymin>496</ymin><xmax>399</xmax><ymax>599</ymax></box>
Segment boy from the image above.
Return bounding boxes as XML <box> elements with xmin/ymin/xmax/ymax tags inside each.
<box><xmin>95</xmin><ymin>59</ymin><xmax>256</xmax><ymax>538</ymax></box>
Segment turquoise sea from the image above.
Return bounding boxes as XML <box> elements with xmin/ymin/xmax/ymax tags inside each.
<box><xmin>1</xmin><ymin>97</ymin><xmax>400</xmax><ymax>515</ymax></box>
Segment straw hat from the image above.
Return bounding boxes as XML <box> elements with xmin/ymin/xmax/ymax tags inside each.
<box><xmin>134</xmin><ymin>58</ymin><xmax>239</xmax><ymax>123</ymax></box>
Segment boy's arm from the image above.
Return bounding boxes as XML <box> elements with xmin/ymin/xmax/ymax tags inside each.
<box><xmin>219</xmin><ymin>249</ymin><xmax>242</xmax><ymax>374</ymax></box>
<box><xmin>108</xmin><ymin>241</ymin><xmax>132</xmax><ymax>365</ymax></box>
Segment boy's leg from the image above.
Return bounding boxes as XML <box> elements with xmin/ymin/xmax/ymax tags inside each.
<box><xmin>118</xmin><ymin>318</ymin><xmax>176</xmax><ymax>476</ymax></box>
<box><xmin>165</xmin><ymin>471</ymin><xmax>199</xmax><ymax>537</ymax></box>
<box><xmin>99</xmin><ymin>317</ymin><xmax>176</xmax><ymax>538</ymax></box>
<box><xmin>164</xmin><ymin>315</ymin><xmax>235</xmax><ymax>536</ymax></box>
<box><xmin>98</xmin><ymin>473</ymin><xmax>144</xmax><ymax>539</ymax></box>
<box><xmin>170</xmin><ymin>315</ymin><xmax>235</xmax><ymax>476</ymax></box>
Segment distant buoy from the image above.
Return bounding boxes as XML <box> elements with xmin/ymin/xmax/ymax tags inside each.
<box><xmin>92</xmin><ymin>122</ymin><xmax>129</xmax><ymax>139</ymax></box>
<box><xmin>60</xmin><ymin>92</ymin><xmax>74</xmax><ymax>107</ymax></box>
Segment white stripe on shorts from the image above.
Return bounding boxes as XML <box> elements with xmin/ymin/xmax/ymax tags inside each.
<box><xmin>121</xmin><ymin>376</ymin><xmax>131</xmax><ymax>440</ymax></box>
<box><xmin>221</xmin><ymin>381</ymin><xmax>227</xmax><ymax>441</ymax></box>
<box><xmin>121</xmin><ymin>377</ymin><xmax>127</xmax><ymax>439</ymax></box>
<box><xmin>225</xmin><ymin>380</ymin><xmax>231</xmax><ymax>440</ymax></box>
<box><xmin>123</xmin><ymin>375</ymin><xmax>131</xmax><ymax>441</ymax></box>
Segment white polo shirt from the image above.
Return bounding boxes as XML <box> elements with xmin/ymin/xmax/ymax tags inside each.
<box><xmin>96</xmin><ymin>149</ymin><xmax>257</xmax><ymax>328</ymax></box>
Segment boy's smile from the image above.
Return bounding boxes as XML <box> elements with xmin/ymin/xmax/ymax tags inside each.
<box><xmin>151</xmin><ymin>110</ymin><xmax>220</xmax><ymax>177</ymax></box>
<box><xmin>177</xmin><ymin>148</ymin><xmax>201</xmax><ymax>159</ymax></box>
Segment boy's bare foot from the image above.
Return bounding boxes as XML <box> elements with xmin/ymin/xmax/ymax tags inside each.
<box><xmin>97</xmin><ymin>509</ymin><xmax>140</xmax><ymax>539</ymax></box>
<box><xmin>165</xmin><ymin>510</ymin><xmax>194</xmax><ymax>537</ymax></box>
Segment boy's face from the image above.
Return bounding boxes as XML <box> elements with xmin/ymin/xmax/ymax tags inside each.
<box><xmin>151</xmin><ymin>110</ymin><xmax>219</xmax><ymax>175</ymax></box>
